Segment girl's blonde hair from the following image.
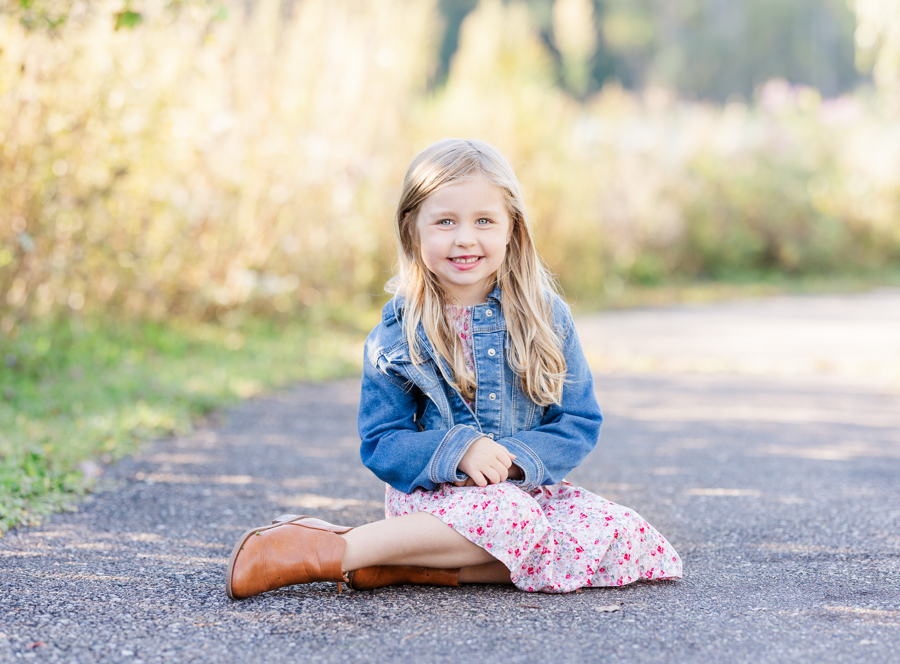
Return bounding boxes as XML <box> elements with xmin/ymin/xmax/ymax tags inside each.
<box><xmin>388</xmin><ymin>138</ymin><xmax>566</xmax><ymax>407</ymax></box>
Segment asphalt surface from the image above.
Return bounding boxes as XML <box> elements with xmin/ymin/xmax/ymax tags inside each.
<box><xmin>2</xmin><ymin>289</ymin><xmax>899</xmax><ymax>663</ymax></box>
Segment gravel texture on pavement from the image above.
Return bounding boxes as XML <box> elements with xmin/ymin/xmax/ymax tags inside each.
<box><xmin>2</xmin><ymin>290</ymin><xmax>899</xmax><ymax>663</ymax></box>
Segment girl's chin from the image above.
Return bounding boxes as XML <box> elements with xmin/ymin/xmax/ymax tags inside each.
<box><xmin>437</xmin><ymin>277</ymin><xmax>493</xmax><ymax>299</ymax></box>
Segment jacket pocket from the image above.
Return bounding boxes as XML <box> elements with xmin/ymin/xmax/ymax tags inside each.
<box><xmin>415</xmin><ymin>398</ymin><xmax>443</xmax><ymax>431</ymax></box>
<box><xmin>380</xmin><ymin>345</ymin><xmax>440</xmax><ymax>392</ymax></box>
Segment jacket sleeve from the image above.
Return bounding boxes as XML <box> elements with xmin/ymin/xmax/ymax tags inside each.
<box><xmin>357</xmin><ymin>344</ymin><xmax>485</xmax><ymax>494</ymax></box>
<box><xmin>496</xmin><ymin>301</ymin><xmax>602</xmax><ymax>491</ymax></box>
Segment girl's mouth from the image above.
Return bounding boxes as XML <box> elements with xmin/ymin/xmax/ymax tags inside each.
<box><xmin>448</xmin><ymin>256</ymin><xmax>483</xmax><ymax>270</ymax></box>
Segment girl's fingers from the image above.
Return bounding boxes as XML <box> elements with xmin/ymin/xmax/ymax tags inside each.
<box><xmin>470</xmin><ymin>470</ymin><xmax>488</xmax><ymax>487</ymax></box>
<box><xmin>483</xmin><ymin>467</ymin><xmax>501</xmax><ymax>485</ymax></box>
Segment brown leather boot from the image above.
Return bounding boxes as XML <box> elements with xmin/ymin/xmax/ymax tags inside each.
<box><xmin>346</xmin><ymin>565</ymin><xmax>460</xmax><ymax>591</ymax></box>
<box><xmin>226</xmin><ymin>516</ymin><xmax>352</xmax><ymax>600</ymax></box>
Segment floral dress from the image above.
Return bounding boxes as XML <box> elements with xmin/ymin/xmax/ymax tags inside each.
<box><xmin>385</xmin><ymin>306</ymin><xmax>683</xmax><ymax>593</ymax></box>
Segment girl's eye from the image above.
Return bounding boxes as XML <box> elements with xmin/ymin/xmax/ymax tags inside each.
<box><xmin>438</xmin><ymin>219</ymin><xmax>454</xmax><ymax>226</ymax></box>
<box><xmin>476</xmin><ymin>218</ymin><xmax>492</xmax><ymax>225</ymax></box>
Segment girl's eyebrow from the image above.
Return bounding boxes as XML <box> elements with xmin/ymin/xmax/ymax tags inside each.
<box><xmin>426</xmin><ymin>208</ymin><xmax>503</xmax><ymax>217</ymax></box>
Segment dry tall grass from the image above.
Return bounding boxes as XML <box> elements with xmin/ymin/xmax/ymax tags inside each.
<box><xmin>1</xmin><ymin>0</ymin><xmax>898</xmax><ymax>334</ymax></box>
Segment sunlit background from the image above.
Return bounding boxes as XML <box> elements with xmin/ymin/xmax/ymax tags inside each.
<box><xmin>1</xmin><ymin>0</ymin><xmax>899</xmax><ymax>332</ymax></box>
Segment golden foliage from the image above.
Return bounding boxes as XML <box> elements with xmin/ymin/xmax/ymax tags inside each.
<box><xmin>1</xmin><ymin>0</ymin><xmax>898</xmax><ymax>333</ymax></box>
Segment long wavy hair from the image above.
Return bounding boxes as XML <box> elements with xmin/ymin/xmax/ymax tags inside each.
<box><xmin>387</xmin><ymin>138</ymin><xmax>566</xmax><ymax>406</ymax></box>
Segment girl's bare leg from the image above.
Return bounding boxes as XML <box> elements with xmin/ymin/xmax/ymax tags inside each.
<box><xmin>339</xmin><ymin>512</ymin><xmax>512</xmax><ymax>583</ymax></box>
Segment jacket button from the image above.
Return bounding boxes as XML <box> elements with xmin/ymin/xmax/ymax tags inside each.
<box><xmin>485</xmin><ymin>309</ymin><xmax>493</xmax><ymax>317</ymax></box>
<box><xmin>489</xmin><ymin>393</ymin><xmax>496</xmax><ymax>400</ymax></box>
<box><xmin>488</xmin><ymin>348</ymin><xmax>496</xmax><ymax>356</ymax></box>
<box><xmin>487</xmin><ymin>433</ymin><xmax>495</xmax><ymax>439</ymax></box>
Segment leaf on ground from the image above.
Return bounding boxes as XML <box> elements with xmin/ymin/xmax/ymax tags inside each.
<box><xmin>595</xmin><ymin>605</ymin><xmax>622</xmax><ymax>613</ymax></box>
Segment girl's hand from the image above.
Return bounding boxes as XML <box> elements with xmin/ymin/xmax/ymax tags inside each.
<box><xmin>455</xmin><ymin>437</ymin><xmax>516</xmax><ymax>487</ymax></box>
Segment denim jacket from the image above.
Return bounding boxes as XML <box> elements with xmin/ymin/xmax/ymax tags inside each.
<box><xmin>358</xmin><ymin>286</ymin><xmax>602</xmax><ymax>494</ymax></box>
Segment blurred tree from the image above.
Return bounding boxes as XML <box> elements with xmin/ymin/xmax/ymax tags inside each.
<box><xmin>435</xmin><ymin>0</ymin><xmax>479</xmax><ymax>85</ymax></box>
<box><xmin>552</xmin><ymin>0</ymin><xmax>597</xmax><ymax>96</ymax></box>
<box><xmin>437</xmin><ymin>0</ymin><xmax>864</xmax><ymax>100</ymax></box>
<box><xmin>854</xmin><ymin>0</ymin><xmax>900</xmax><ymax>102</ymax></box>
<box><xmin>666</xmin><ymin>0</ymin><xmax>860</xmax><ymax>100</ymax></box>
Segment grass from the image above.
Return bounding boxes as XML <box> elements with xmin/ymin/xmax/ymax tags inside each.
<box><xmin>0</xmin><ymin>307</ymin><xmax>375</xmax><ymax>533</ymax></box>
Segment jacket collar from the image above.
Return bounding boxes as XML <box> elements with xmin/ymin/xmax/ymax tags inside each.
<box><xmin>381</xmin><ymin>284</ymin><xmax>503</xmax><ymax>324</ymax></box>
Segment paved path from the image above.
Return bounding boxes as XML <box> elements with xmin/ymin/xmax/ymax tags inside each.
<box><xmin>2</xmin><ymin>290</ymin><xmax>899</xmax><ymax>663</ymax></box>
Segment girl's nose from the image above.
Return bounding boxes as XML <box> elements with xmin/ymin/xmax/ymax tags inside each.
<box><xmin>455</xmin><ymin>224</ymin><xmax>476</xmax><ymax>247</ymax></box>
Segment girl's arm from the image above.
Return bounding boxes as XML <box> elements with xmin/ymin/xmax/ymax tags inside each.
<box><xmin>495</xmin><ymin>301</ymin><xmax>603</xmax><ymax>491</ymax></box>
<box><xmin>358</xmin><ymin>345</ymin><xmax>487</xmax><ymax>493</ymax></box>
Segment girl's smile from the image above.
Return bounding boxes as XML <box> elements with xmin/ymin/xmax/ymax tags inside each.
<box><xmin>448</xmin><ymin>255</ymin><xmax>482</xmax><ymax>269</ymax></box>
<box><xmin>416</xmin><ymin>177</ymin><xmax>511</xmax><ymax>306</ymax></box>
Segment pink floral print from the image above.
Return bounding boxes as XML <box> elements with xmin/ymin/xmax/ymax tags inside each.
<box><xmin>446</xmin><ymin>304</ymin><xmax>476</xmax><ymax>406</ymax></box>
<box><xmin>386</xmin><ymin>481</ymin><xmax>682</xmax><ymax>593</ymax></box>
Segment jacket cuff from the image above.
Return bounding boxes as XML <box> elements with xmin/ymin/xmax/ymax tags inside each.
<box><xmin>428</xmin><ymin>424</ymin><xmax>485</xmax><ymax>485</ymax></box>
<box><xmin>498</xmin><ymin>437</ymin><xmax>545</xmax><ymax>491</ymax></box>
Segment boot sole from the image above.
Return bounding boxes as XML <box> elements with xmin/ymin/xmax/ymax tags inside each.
<box><xmin>225</xmin><ymin>515</ymin><xmax>352</xmax><ymax>600</ymax></box>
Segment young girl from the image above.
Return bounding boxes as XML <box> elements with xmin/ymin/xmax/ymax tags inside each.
<box><xmin>225</xmin><ymin>139</ymin><xmax>682</xmax><ymax>598</ymax></box>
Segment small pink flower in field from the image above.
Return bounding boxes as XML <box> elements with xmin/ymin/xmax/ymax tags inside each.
<box><xmin>672</xmin><ymin>556</ymin><xmax>677</xmax><ymax>562</ymax></box>
<box><xmin>624</xmin><ymin>512</ymin><xmax>629</xmax><ymax>516</ymax></box>
<box><xmin>599</xmin><ymin>567</ymin><xmax>605</xmax><ymax>573</ymax></box>
<box><xmin>623</xmin><ymin>553</ymin><xmax>630</xmax><ymax>561</ymax></box>
<box><xmin>565</xmin><ymin>573</ymin><xmax>571</xmax><ymax>579</ymax></box>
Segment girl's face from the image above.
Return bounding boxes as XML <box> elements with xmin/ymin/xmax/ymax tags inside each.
<box><xmin>415</xmin><ymin>176</ymin><xmax>512</xmax><ymax>306</ymax></box>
